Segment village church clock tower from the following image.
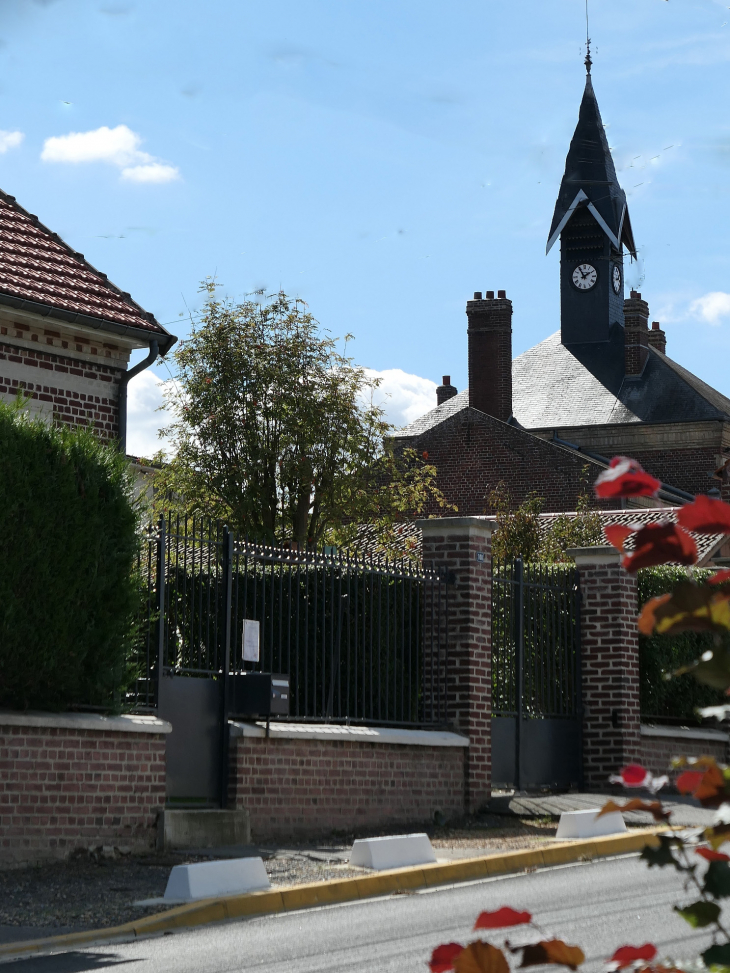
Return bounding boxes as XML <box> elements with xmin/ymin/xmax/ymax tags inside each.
<box><xmin>546</xmin><ymin>51</ymin><xmax>636</xmax><ymax>347</ymax></box>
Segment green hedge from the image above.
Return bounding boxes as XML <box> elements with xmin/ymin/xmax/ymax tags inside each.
<box><xmin>638</xmin><ymin>566</ymin><xmax>726</xmax><ymax>721</ymax></box>
<box><xmin>0</xmin><ymin>401</ymin><xmax>141</xmax><ymax>711</ymax></box>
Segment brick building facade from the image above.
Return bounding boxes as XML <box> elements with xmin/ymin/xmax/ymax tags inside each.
<box><xmin>0</xmin><ymin>190</ymin><xmax>175</xmax><ymax>446</ymax></box>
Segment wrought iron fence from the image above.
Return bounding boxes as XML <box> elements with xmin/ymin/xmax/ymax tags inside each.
<box><xmin>129</xmin><ymin>516</ymin><xmax>451</xmax><ymax>728</ymax></box>
<box><xmin>492</xmin><ymin>559</ymin><xmax>581</xmax><ymax>719</ymax></box>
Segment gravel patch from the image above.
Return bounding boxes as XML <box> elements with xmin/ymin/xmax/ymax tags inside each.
<box><xmin>0</xmin><ymin>820</ymin><xmax>568</xmax><ymax>942</ymax></box>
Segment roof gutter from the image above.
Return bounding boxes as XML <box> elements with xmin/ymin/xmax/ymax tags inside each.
<box><xmin>550</xmin><ymin>432</ymin><xmax>696</xmax><ymax>505</ymax></box>
<box><xmin>0</xmin><ymin>292</ymin><xmax>177</xmax><ymax>356</ymax></box>
<box><xmin>118</xmin><ymin>340</ymin><xmax>159</xmax><ymax>455</ymax></box>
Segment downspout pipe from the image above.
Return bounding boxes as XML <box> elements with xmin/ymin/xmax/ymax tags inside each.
<box><xmin>118</xmin><ymin>339</ymin><xmax>159</xmax><ymax>455</ymax></box>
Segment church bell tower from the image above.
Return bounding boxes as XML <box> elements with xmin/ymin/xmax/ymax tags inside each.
<box><xmin>547</xmin><ymin>51</ymin><xmax>636</xmax><ymax>347</ymax></box>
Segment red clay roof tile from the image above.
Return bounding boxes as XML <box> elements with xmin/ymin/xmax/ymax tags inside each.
<box><xmin>0</xmin><ymin>191</ymin><xmax>175</xmax><ymax>349</ymax></box>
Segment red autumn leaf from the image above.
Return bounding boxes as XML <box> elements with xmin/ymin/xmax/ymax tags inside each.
<box><xmin>595</xmin><ymin>457</ymin><xmax>661</xmax><ymax>499</ymax></box>
<box><xmin>474</xmin><ymin>907</ymin><xmax>532</xmax><ymax>930</ymax></box>
<box><xmin>519</xmin><ymin>940</ymin><xmax>585</xmax><ymax>971</ymax></box>
<box><xmin>609</xmin><ymin>944</ymin><xmax>658</xmax><ymax>968</ymax></box>
<box><xmin>638</xmin><ymin>594</ymin><xmax>673</xmax><ymax>636</ymax></box>
<box><xmin>710</xmin><ymin>569</ymin><xmax>730</xmax><ymax>586</ymax></box>
<box><xmin>696</xmin><ymin>847</ymin><xmax>730</xmax><ymax>862</ymax></box>
<box><xmin>598</xmin><ymin>799</ymin><xmax>670</xmax><ymax>823</ymax></box>
<box><xmin>694</xmin><ymin>761</ymin><xmax>728</xmax><ymax>807</ymax></box>
<box><xmin>677</xmin><ymin>495</ymin><xmax>730</xmax><ymax>534</ymax></box>
<box><xmin>622</xmin><ymin>523</ymin><xmax>697</xmax><ymax>573</ymax></box>
<box><xmin>454</xmin><ymin>941</ymin><xmax>510</xmax><ymax>973</ymax></box>
<box><xmin>605</xmin><ymin>524</ymin><xmax>633</xmax><ymax>553</ymax></box>
<box><xmin>430</xmin><ymin>943</ymin><xmax>465</xmax><ymax>972</ymax></box>
<box><xmin>676</xmin><ymin>770</ymin><xmax>705</xmax><ymax>795</ymax></box>
<box><xmin>616</xmin><ymin>764</ymin><xmax>650</xmax><ymax>786</ymax></box>
<box><xmin>422</xmin><ymin>451</ymin><xmax>429</xmax><ymax>460</ymax></box>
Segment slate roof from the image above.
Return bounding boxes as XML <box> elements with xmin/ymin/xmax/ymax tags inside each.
<box><xmin>353</xmin><ymin>511</ymin><xmax>726</xmax><ymax>567</ymax></box>
<box><xmin>547</xmin><ymin>71</ymin><xmax>635</xmax><ymax>257</ymax></box>
<box><xmin>396</xmin><ymin>329</ymin><xmax>730</xmax><ymax>438</ymax></box>
<box><xmin>0</xmin><ymin>190</ymin><xmax>175</xmax><ymax>353</ymax></box>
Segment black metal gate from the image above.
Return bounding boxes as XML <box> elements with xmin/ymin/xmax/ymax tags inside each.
<box><xmin>129</xmin><ymin>517</ymin><xmax>452</xmax><ymax>807</ymax></box>
<box><xmin>491</xmin><ymin>559</ymin><xmax>582</xmax><ymax>791</ymax></box>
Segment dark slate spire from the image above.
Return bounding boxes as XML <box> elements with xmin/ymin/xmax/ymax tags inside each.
<box><xmin>546</xmin><ymin>67</ymin><xmax>636</xmax><ymax>258</ymax></box>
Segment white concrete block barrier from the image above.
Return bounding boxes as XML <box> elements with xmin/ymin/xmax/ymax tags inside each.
<box><xmin>164</xmin><ymin>857</ymin><xmax>271</xmax><ymax>901</ymax></box>
<box><xmin>349</xmin><ymin>833</ymin><xmax>437</xmax><ymax>870</ymax></box>
<box><xmin>555</xmin><ymin>808</ymin><xmax>627</xmax><ymax>840</ymax></box>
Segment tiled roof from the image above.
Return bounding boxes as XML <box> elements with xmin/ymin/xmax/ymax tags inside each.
<box><xmin>353</xmin><ymin>510</ymin><xmax>726</xmax><ymax>567</ymax></box>
<box><xmin>0</xmin><ymin>190</ymin><xmax>174</xmax><ymax>350</ymax></box>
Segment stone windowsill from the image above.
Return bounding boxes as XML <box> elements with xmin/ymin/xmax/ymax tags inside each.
<box><xmin>229</xmin><ymin>721</ymin><xmax>469</xmax><ymax>747</ymax></box>
<box><xmin>641</xmin><ymin>723</ymin><xmax>729</xmax><ymax>743</ymax></box>
<box><xmin>0</xmin><ymin>710</ymin><xmax>172</xmax><ymax>734</ymax></box>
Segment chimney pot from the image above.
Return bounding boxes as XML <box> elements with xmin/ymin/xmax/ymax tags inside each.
<box><xmin>473</xmin><ymin>291</ymin><xmax>482</xmax><ymax>300</ymax></box>
<box><xmin>486</xmin><ymin>291</ymin><xmax>494</xmax><ymax>300</ymax></box>
<box><xmin>498</xmin><ymin>290</ymin><xmax>506</xmax><ymax>299</ymax></box>
<box><xmin>436</xmin><ymin>375</ymin><xmax>458</xmax><ymax>406</ymax></box>
<box><xmin>442</xmin><ymin>375</ymin><xmax>450</xmax><ymax>385</ymax></box>
<box><xmin>652</xmin><ymin>321</ymin><xmax>660</xmax><ymax>330</ymax></box>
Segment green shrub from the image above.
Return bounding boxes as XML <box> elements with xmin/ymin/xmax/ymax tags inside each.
<box><xmin>638</xmin><ymin>565</ymin><xmax>726</xmax><ymax>721</ymax></box>
<box><xmin>0</xmin><ymin>400</ymin><xmax>141</xmax><ymax>711</ymax></box>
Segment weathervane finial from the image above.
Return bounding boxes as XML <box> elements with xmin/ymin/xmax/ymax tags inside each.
<box><xmin>584</xmin><ymin>0</ymin><xmax>592</xmax><ymax>74</ymax></box>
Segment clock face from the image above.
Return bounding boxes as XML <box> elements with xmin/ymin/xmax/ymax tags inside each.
<box><xmin>612</xmin><ymin>264</ymin><xmax>622</xmax><ymax>295</ymax></box>
<box><xmin>572</xmin><ymin>264</ymin><xmax>598</xmax><ymax>290</ymax></box>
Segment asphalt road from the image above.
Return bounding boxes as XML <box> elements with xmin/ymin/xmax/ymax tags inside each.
<box><xmin>5</xmin><ymin>854</ymin><xmax>716</xmax><ymax>973</ymax></box>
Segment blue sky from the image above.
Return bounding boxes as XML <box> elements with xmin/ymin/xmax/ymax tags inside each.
<box><xmin>3</xmin><ymin>0</ymin><xmax>730</xmax><ymax>453</ymax></box>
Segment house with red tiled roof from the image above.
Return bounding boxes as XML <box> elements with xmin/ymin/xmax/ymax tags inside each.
<box><xmin>0</xmin><ymin>189</ymin><xmax>175</xmax><ymax>449</ymax></box>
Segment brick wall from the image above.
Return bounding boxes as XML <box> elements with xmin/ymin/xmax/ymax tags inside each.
<box><xmin>0</xmin><ymin>715</ymin><xmax>168</xmax><ymax>865</ymax></box>
<box><xmin>467</xmin><ymin>294</ymin><xmax>513</xmax><ymax>422</ymax></box>
<box><xmin>228</xmin><ymin>734</ymin><xmax>465</xmax><ymax>839</ymax></box>
<box><xmin>400</xmin><ymin>408</ymin><xmax>613</xmax><ymax>516</ymax></box>
<box><xmin>640</xmin><ymin>728</ymin><xmax>728</xmax><ymax>778</ymax></box>
<box><xmin>0</xmin><ymin>339</ymin><xmax>121</xmax><ymax>439</ymax></box>
<box><xmin>573</xmin><ymin>548</ymin><xmax>641</xmax><ymax>789</ymax></box>
<box><xmin>420</xmin><ymin>518</ymin><xmax>493</xmax><ymax>812</ymax></box>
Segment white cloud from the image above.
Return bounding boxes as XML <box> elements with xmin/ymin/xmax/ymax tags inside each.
<box><xmin>41</xmin><ymin>124</ymin><xmax>180</xmax><ymax>183</ymax></box>
<box><xmin>362</xmin><ymin>367</ymin><xmax>438</xmax><ymax>429</ymax></box>
<box><xmin>690</xmin><ymin>292</ymin><xmax>730</xmax><ymax>326</ymax></box>
<box><xmin>121</xmin><ymin>162</ymin><xmax>180</xmax><ymax>184</ymax></box>
<box><xmin>0</xmin><ymin>131</ymin><xmax>23</xmax><ymax>154</ymax></box>
<box><xmin>126</xmin><ymin>369</ymin><xmax>171</xmax><ymax>459</ymax></box>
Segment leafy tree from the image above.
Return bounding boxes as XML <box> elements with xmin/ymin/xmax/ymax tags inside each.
<box><xmin>155</xmin><ymin>284</ymin><xmax>452</xmax><ymax>548</ymax></box>
<box><xmin>486</xmin><ymin>480</ymin><xmax>602</xmax><ymax>563</ymax></box>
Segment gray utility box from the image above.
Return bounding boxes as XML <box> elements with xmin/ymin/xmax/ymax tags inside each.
<box><xmin>229</xmin><ymin>673</ymin><xmax>290</xmax><ymax>718</ymax></box>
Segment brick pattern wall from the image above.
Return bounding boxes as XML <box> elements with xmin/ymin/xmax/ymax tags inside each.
<box><xmin>228</xmin><ymin>736</ymin><xmax>465</xmax><ymax>839</ymax></box>
<box><xmin>467</xmin><ymin>295</ymin><xmax>512</xmax><ymax>422</ymax></box>
<box><xmin>577</xmin><ymin>553</ymin><xmax>641</xmax><ymax>789</ymax></box>
<box><xmin>0</xmin><ymin>339</ymin><xmax>121</xmax><ymax>439</ymax></box>
<box><xmin>0</xmin><ymin>724</ymin><xmax>166</xmax><ymax>865</ymax></box>
<box><xmin>640</xmin><ymin>732</ymin><xmax>728</xmax><ymax>779</ymax></box>
<box><xmin>404</xmin><ymin>408</ymin><xmax>614</xmax><ymax>517</ymax></box>
<box><xmin>628</xmin><ymin>446</ymin><xmax>720</xmax><ymax>501</ymax></box>
<box><xmin>421</xmin><ymin>521</ymin><xmax>492</xmax><ymax>812</ymax></box>
<box><xmin>624</xmin><ymin>292</ymin><xmax>650</xmax><ymax>376</ymax></box>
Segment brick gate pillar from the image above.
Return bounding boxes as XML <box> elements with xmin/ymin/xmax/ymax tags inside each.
<box><xmin>569</xmin><ymin>547</ymin><xmax>641</xmax><ymax>790</ymax></box>
<box><xmin>418</xmin><ymin>516</ymin><xmax>494</xmax><ymax>813</ymax></box>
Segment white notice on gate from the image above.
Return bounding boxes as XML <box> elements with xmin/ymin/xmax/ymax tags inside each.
<box><xmin>242</xmin><ymin>619</ymin><xmax>260</xmax><ymax>662</ymax></box>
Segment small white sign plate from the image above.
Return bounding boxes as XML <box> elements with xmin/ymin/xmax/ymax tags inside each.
<box><xmin>242</xmin><ymin>619</ymin><xmax>260</xmax><ymax>662</ymax></box>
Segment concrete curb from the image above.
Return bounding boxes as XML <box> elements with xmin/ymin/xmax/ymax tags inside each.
<box><xmin>0</xmin><ymin>828</ymin><xmax>663</xmax><ymax>960</ymax></box>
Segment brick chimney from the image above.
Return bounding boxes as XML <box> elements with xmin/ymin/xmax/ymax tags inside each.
<box><xmin>466</xmin><ymin>289</ymin><xmax>513</xmax><ymax>421</ymax></box>
<box><xmin>647</xmin><ymin>321</ymin><xmax>666</xmax><ymax>356</ymax></box>
<box><xmin>436</xmin><ymin>375</ymin><xmax>458</xmax><ymax>406</ymax></box>
<box><xmin>624</xmin><ymin>290</ymin><xmax>650</xmax><ymax>376</ymax></box>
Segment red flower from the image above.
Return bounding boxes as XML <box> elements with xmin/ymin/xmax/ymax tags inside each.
<box><xmin>595</xmin><ymin>457</ymin><xmax>661</xmax><ymax>499</ymax></box>
<box><xmin>710</xmin><ymin>569</ymin><xmax>730</xmax><ymax>586</ymax></box>
<box><xmin>609</xmin><ymin>945</ymin><xmax>658</xmax><ymax>969</ymax></box>
<box><xmin>429</xmin><ymin>943</ymin><xmax>464</xmax><ymax>972</ymax></box>
<box><xmin>614</xmin><ymin>764</ymin><xmax>651</xmax><ymax>787</ymax></box>
<box><xmin>677</xmin><ymin>495</ymin><xmax>730</xmax><ymax>534</ymax></box>
<box><xmin>622</xmin><ymin>523</ymin><xmax>697</xmax><ymax>573</ymax></box>
<box><xmin>474</xmin><ymin>907</ymin><xmax>532</xmax><ymax>930</ymax></box>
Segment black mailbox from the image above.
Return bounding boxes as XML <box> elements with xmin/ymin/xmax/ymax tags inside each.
<box><xmin>229</xmin><ymin>673</ymin><xmax>290</xmax><ymax>718</ymax></box>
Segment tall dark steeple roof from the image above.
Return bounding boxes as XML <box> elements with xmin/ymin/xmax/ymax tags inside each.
<box><xmin>546</xmin><ymin>65</ymin><xmax>636</xmax><ymax>258</ymax></box>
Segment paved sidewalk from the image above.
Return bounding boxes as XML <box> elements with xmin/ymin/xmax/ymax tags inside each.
<box><xmin>487</xmin><ymin>791</ymin><xmax>716</xmax><ymax>827</ymax></box>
